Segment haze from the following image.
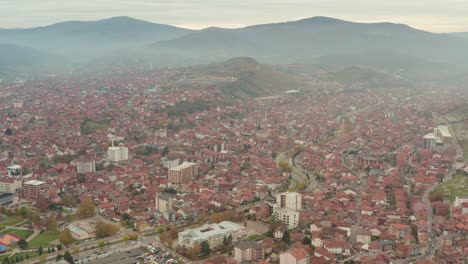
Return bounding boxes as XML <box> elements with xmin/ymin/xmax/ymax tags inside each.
<box><xmin>2</xmin><ymin>0</ymin><xmax>468</xmax><ymax>32</ymax></box>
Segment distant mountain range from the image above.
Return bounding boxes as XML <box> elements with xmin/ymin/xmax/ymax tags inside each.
<box><xmin>1</xmin><ymin>16</ymin><xmax>468</xmax><ymax>82</ymax></box>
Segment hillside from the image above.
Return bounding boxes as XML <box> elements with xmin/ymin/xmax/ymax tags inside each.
<box><xmin>181</xmin><ymin>58</ymin><xmax>307</xmax><ymax>97</ymax></box>
<box><xmin>1</xmin><ymin>16</ymin><xmax>468</xmax><ymax>81</ymax></box>
<box><xmin>0</xmin><ymin>16</ymin><xmax>191</xmax><ymax>62</ymax></box>
<box><xmin>451</xmin><ymin>32</ymin><xmax>468</xmax><ymax>39</ymax></box>
<box><xmin>150</xmin><ymin>17</ymin><xmax>468</xmax><ymax>75</ymax></box>
<box><xmin>0</xmin><ymin>44</ymin><xmax>65</xmax><ymax>78</ymax></box>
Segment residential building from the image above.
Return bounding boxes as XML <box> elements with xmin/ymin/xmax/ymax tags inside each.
<box><xmin>17</xmin><ymin>180</ymin><xmax>47</xmax><ymax>201</ymax></box>
<box><xmin>155</xmin><ymin>193</ymin><xmax>173</xmax><ymax>214</ymax></box>
<box><xmin>107</xmin><ymin>146</ymin><xmax>129</xmax><ymax>162</ymax></box>
<box><xmin>275</xmin><ymin>207</ymin><xmax>300</xmax><ymax>229</ymax></box>
<box><xmin>162</xmin><ymin>158</ymin><xmax>180</xmax><ymax>169</ymax></box>
<box><xmin>0</xmin><ymin>177</ymin><xmax>22</xmax><ymax>193</ymax></box>
<box><xmin>76</xmin><ymin>158</ymin><xmax>96</xmax><ymax>174</ymax></box>
<box><xmin>279</xmin><ymin>248</ymin><xmax>310</xmax><ymax>264</ymax></box>
<box><xmin>168</xmin><ymin>162</ymin><xmax>198</xmax><ymax>186</ymax></box>
<box><xmin>234</xmin><ymin>241</ymin><xmax>264</xmax><ymax>263</ymax></box>
<box><xmin>277</xmin><ymin>192</ymin><xmax>302</xmax><ymax>210</ymax></box>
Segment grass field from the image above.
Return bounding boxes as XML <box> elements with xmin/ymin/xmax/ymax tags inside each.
<box><xmin>0</xmin><ymin>215</ymin><xmax>25</xmax><ymax>227</ymax></box>
<box><xmin>0</xmin><ymin>228</ymin><xmax>33</xmax><ymax>240</ymax></box>
<box><xmin>28</xmin><ymin>230</ymin><xmax>59</xmax><ymax>248</ymax></box>
<box><xmin>430</xmin><ymin>173</ymin><xmax>468</xmax><ymax>202</ymax></box>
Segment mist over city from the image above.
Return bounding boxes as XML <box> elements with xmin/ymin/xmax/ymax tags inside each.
<box><xmin>0</xmin><ymin>1</ymin><xmax>467</xmax><ymax>264</ymax></box>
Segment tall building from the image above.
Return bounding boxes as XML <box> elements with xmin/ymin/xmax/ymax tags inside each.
<box><xmin>168</xmin><ymin>162</ymin><xmax>198</xmax><ymax>186</ymax></box>
<box><xmin>107</xmin><ymin>146</ymin><xmax>128</xmax><ymax>162</ymax></box>
<box><xmin>162</xmin><ymin>158</ymin><xmax>180</xmax><ymax>169</ymax></box>
<box><xmin>423</xmin><ymin>133</ymin><xmax>436</xmax><ymax>149</ymax></box>
<box><xmin>274</xmin><ymin>192</ymin><xmax>301</xmax><ymax>229</ymax></box>
<box><xmin>277</xmin><ymin>192</ymin><xmax>302</xmax><ymax>211</ymax></box>
<box><xmin>275</xmin><ymin>208</ymin><xmax>300</xmax><ymax>229</ymax></box>
<box><xmin>18</xmin><ymin>180</ymin><xmax>47</xmax><ymax>201</ymax></box>
<box><xmin>155</xmin><ymin>194</ymin><xmax>173</xmax><ymax>214</ymax></box>
<box><xmin>76</xmin><ymin>158</ymin><xmax>96</xmax><ymax>174</ymax></box>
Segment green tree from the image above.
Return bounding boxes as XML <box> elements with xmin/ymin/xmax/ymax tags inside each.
<box><xmin>64</xmin><ymin>251</ymin><xmax>74</xmax><ymax>264</ymax></box>
<box><xmin>162</xmin><ymin>147</ymin><xmax>170</xmax><ymax>156</ymax></box>
<box><xmin>282</xmin><ymin>230</ymin><xmax>291</xmax><ymax>244</ymax></box>
<box><xmin>200</xmin><ymin>241</ymin><xmax>211</xmax><ymax>256</ymax></box>
<box><xmin>17</xmin><ymin>239</ymin><xmax>28</xmax><ymax>249</ymax></box>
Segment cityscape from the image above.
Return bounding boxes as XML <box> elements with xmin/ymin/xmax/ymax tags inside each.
<box><xmin>1</xmin><ymin>1</ymin><xmax>468</xmax><ymax>264</ymax></box>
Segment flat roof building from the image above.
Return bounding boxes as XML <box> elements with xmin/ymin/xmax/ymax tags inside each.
<box><xmin>178</xmin><ymin>221</ymin><xmax>247</xmax><ymax>248</ymax></box>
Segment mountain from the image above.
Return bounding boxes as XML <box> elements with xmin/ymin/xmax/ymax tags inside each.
<box><xmin>451</xmin><ymin>32</ymin><xmax>468</xmax><ymax>39</ymax></box>
<box><xmin>0</xmin><ymin>16</ymin><xmax>191</xmax><ymax>62</ymax></box>
<box><xmin>1</xmin><ymin>16</ymin><xmax>468</xmax><ymax>81</ymax></box>
<box><xmin>0</xmin><ymin>44</ymin><xmax>65</xmax><ymax>78</ymax></box>
<box><xmin>149</xmin><ymin>17</ymin><xmax>468</xmax><ymax>76</ymax></box>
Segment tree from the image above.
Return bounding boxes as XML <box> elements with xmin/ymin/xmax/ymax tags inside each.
<box><xmin>5</xmin><ymin>128</ymin><xmax>13</xmax><ymax>136</ymax></box>
<box><xmin>76</xmin><ymin>197</ymin><xmax>95</xmax><ymax>219</ymax></box>
<box><xmin>97</xmin><ymin>241</ymin><xmax>106</xmax><ymax>248</ymax></box>
<box><xmin>162</xmin><ymin>146</ymin><xmax>170</xmax><ymax>156</ymax></box>
<box><xmin>187</xmin><ymin>243</ymin><xmax>201</xmax><ymax>259</ymax></box>
<box><xmin>282</xmin><ymin>230</ymin><xmax>291</xmax><ymax>244</ymax></box>
<box><xmin>95</xmin><ymin>220</ymin><xmax>120</xmax><ymax>238</ymax></box>
<box><xmin>64</xmin><ymin>251</ymin><xmax>74</xmax><ymax>264</ymax></box>
<box><xmin>17</xmin><ymin>239</ymin><xmax>28</xmax><ymax>249</ymax></box>
<box><xmin>59</xmin><ymin>228</ymin><xmax>74</xmax><ymax>247</ymax></box>
<box><xmin>200</xmin><ymin>241</ymin><xmax>211</xmax><ymax>256</ymax></box>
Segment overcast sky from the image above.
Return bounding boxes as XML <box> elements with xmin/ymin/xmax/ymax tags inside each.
<box><xmin>1</xmin><ymin>0</ymin><xmax>468</xmax><ymax>32</ymax></box>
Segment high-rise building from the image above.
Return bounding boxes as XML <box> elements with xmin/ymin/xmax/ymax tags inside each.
<box><xmin>274</xmin><ymin>192</ymin><xmax>301</xmax><ymax>228</ymax></box>
<box><xmin>76</xmin><ymin>158</ymin><xmax>96</xmax><ymax>174</ymax></box>
<box><xmin>18</xmin><ymin>180</ymin><xmax>47</xmax><ymax>201</ymax></box>
<box><xmin>155</xmin><ymin>194</ymin><xmax>173</xmax><ymax>214</ymax></box>
<box><xmin>423</xmin><ymin>133</ymin><xmax>436</xmax><ymax>149</ymax></box>
<box><xmin>277</xmin><ymin>192</ymin><xmax>302</xmax><ymax>211</ymax></box>
<box><xmin>168</xmin><ymin>162</ymin><xmax>198</xmax><ymax>186</ymax></box>
<box><xmin>107</xmin><ymin>146</ymin><xmax>128</xmax><ymax>162</ymax></box>
<box><xmin>275</xmin><ymin>208</ymin><xmax>300</xmax><ymax>229</ymax></box>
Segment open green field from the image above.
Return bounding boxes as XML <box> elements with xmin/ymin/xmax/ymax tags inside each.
<box><xmin>80</xmin><ymin>118</ymin><xmax>111</xmax><ymax>134</ymax></box>
<box><xmin>430</xmin><ymin>173</ymin><xmax>468</xmax><ymax>202</ymax></box>
<box><xmin>0</xmin><ymin>228</ymin><xmax>33</xmax><ymax>240</ymax></box>
<box><xmin>28</xmin><ymin>230</ymin><xmax>59</xmax><ymax>248</ymax></box>
<box><xmin>0</xmin><ymin>215</ymin><xmax>25</xmax><ymax>227</ymax></box>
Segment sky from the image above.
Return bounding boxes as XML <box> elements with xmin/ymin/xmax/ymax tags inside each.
<box><xmin>1</xmin><ymin>0</ymin><xmax>468</xmax><ymax>32</ymax></box>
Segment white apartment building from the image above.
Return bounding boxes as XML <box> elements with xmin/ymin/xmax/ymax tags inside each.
<box><xmin>77</xmin><ymin>159</ymin><xmax>96</xmax><ymax>174</ymax></box>
<box><xmin>107</xmin><ymin>146</ymin><xmax>128</xmax><ymax>162</ymax></box>
<box><xmin>277</xmin><ymin>192</ymin><xmax>302</xmax><ymax>211</ymax></box>
<box><xmin>275</xmin><ymin>207</ymin><xmax>300</xmax><ymax>229</ymax></box>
